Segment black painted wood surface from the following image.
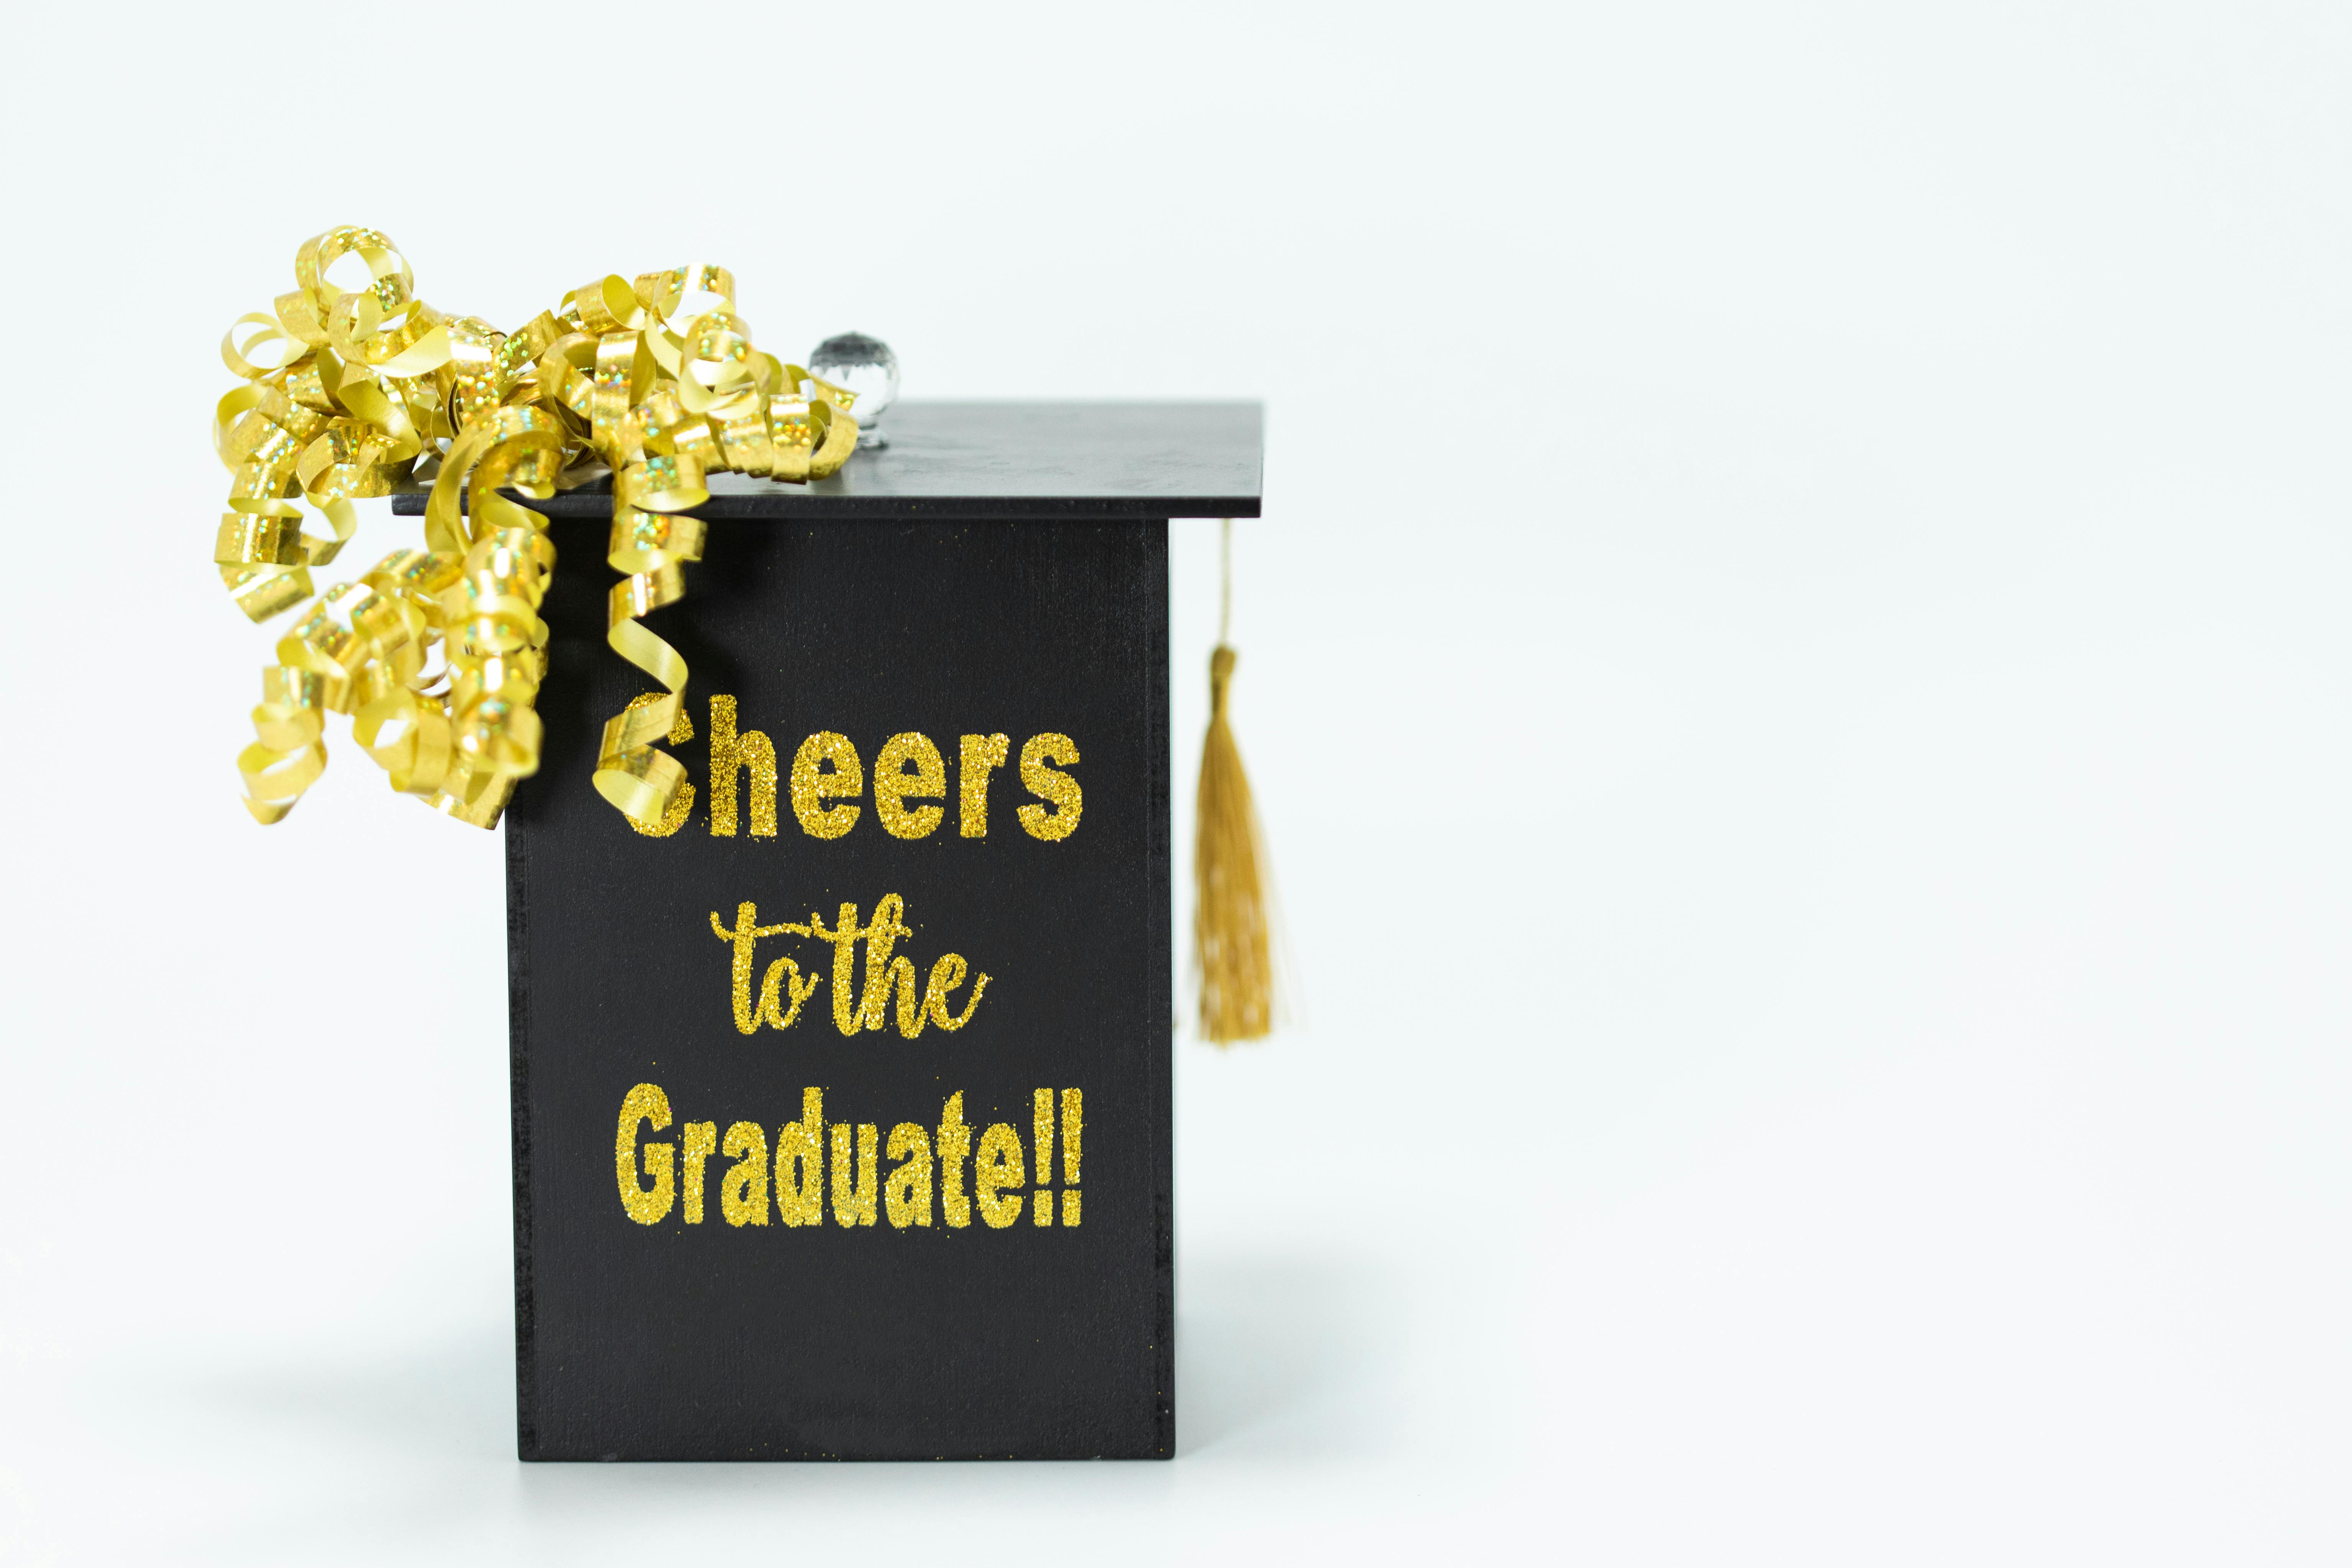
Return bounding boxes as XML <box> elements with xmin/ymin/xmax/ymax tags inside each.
<box><xmin>509</xmin><ymin>512</ymin><xmax>1172</xmax><ymax>1461</ymax></box>
<box><xmin>391</xmin><ymin>400</ymin><xmax>1261</xmax><ymax>521</ymax></box>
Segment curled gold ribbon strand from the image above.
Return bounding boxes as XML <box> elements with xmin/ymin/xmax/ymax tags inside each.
<box><xmin>595</xmin><ymin>506</ymin><xmax>703</xmax><ymax>831</ymax></box>
<box><xmin>218</xmin><ymin>228</ymin><xmax>859</xmax><ymax>830</ymax></box>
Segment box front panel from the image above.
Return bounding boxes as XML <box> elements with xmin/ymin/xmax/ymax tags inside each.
<box><xmin>509</xmin><ymin>515</ymin><xmax>1171</xmax><ymax>1459</ymax></box>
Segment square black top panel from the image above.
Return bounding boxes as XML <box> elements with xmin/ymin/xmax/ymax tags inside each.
<box><xmin>389</xmin><ymin>400</ymin><xmax>1263</xmax><ymax>522</ymax></box>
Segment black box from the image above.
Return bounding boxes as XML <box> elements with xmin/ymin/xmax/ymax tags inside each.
<box><xmin>397</xmin><ymin>401</ymin><xmax>1260</xmax><ymax>1460</ymax></box>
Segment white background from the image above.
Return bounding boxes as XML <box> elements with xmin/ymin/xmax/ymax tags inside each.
<box><xmin>3</xmin><ymin>2</ymin><xmax>2347</xmax><ymax>1561</ymax></box>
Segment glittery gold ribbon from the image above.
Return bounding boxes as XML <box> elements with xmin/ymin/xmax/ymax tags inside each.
<box><xmin>219</xmin><ymin>229</ymin><xmax>859</xmax><ymax>828</ymax></box>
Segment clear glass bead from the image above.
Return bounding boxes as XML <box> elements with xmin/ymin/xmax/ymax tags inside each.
<box><xmin>807</xmin><ymin>332</ymin><xmax>900</xmax><ymax>449</ymax></box>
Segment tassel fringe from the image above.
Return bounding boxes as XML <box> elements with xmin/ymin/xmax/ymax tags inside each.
<box><xmin>1194</xmin><ymin>642</ymin><xmax>1274</xmax><ymax>1043</ymax></box>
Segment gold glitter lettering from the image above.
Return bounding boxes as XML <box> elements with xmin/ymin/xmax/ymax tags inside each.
<box><xmin>959</xmin><ymin>732</ymin><xmax>1010</xmax><ymax>837</ymax></box>
<box><xmin>623</xmin><ymin>694</ymin><xmax>697</xmax><ymax>837</ymax></box>
<box><xmin>938</xmin><ymin>1092</ymin><xmax>973</xmax><ymax>1229</ymax></box>
<box><xmin>710</xmin><ymin>902</ymin><xmax>815</xmax><ymax>1034</ymax></box>
<box><xmin>623</xmin><ymin>1090</ymin><xmax>1087</xmax><ymax>1238</ymax></box>
<box><xmin>680</xmin><ymin>1121</ymin><xmax>718</xmax><ymax>1223</ymax></box>
<box><xmin>776</xmin><ymin>1087</ymin><xmax>825</xmax><ymax>1227</ymax></box>
<box><xmin>790</xmin><ymin>731</ymin><xmax>863</xmax><ymax>839</ymax></box>
<box><xmin>1017</xmin><ymin>732</ymin><xmax>1082</xmax><ymax>841</ymax></box>
<box><xmin>760</xmin><ymin>957</ymin><xmax>822</xmax><ymax>1029</ymax></box>
<box><xmin>810</xmin><ymin>901</ymin><xmax>871</xmax><ymax>1036</ymax></box>
<box><xmin>923</xmin><ymin>954</ymin><xmax>991</xmax><ymax>1032</ymax></box>
<box><xmin>1031</xmin><ymin>1089</ymin><xmax>1054</xmax><ymax>1227</ymax></box>
<box><xmin>714</xmin><ymin>896</ymin><xmax>988</xmax><ymax>1038</ymax></box>
<box><xmin>874</xmin><ymin>732</ymin><xmax>946</xmax><ymax>839</ymax></box>
<box><xmin>974</xmin><ymin>1122</ymin><xmax>1025</xmax><ymax>1228</ymax></box>
<box><xmin>720</xmin><ymin>1120</ymin><xmax>769</xmax><ymax>1226</ymax></box>
<box><xmin>885</xmin><ymin>1123</ymin><xmax>933</xmax><ymax>1228</ymax></box>
<box><xmin>640</xmin><ymin>711</ymin><xmax>1084</xmax><ymax>845</ymax></box>
<box><xmin>706</xmin><ymin>695</ymin><xmax>778</xmax><ymax>838</ymax></box>
<box><xmin>1060</xmin><ymin>1088</ymin><xmax>1082</xmax><ymax>1227</ymax></box>
<box><xmin>889</xmin><ymin>962</ymin><xmax>925</xmax><ymax>1035</ymax></box>
<box><xmin>616</xmin><ymin>1083</ymin><xmax>675</xmax><ymax>1225</ymax></box>
<box><xmin>830</xmin><ymin>1121</ymin><xmax>880</xmax><ymax>1227</ymax></box>
<box><xmin>857</xmin><ymin>893</ymin><xmax>918</xmax><ymax>1034</ymax></box>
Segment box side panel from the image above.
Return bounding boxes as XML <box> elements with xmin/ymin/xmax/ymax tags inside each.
<box><xmin>506</xmin><ymin>824</ymin><xmax>538</xmax><ymax>1458</ymax></box>
<box><xmin>1146</xmin><ymin>522</ymin><xmax>1173</xmax><ymax>1457</ymax></box>
<box><xmin>509</xmin><ymin>516</ymin><xmax>1171</xmax><ymax>1459</ymax></box>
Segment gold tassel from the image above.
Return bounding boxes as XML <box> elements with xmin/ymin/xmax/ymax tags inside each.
<box><xmin>1194</xmin><ymin>518</ymin><xmax>1275</xmax><ymax>1043</ymax></box>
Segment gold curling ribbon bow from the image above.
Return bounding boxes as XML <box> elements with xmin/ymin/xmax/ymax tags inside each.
<box><xmin>218</xmin><ymin>229</ymin><xmax>859</xmax><ymax>829</ymax></box>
